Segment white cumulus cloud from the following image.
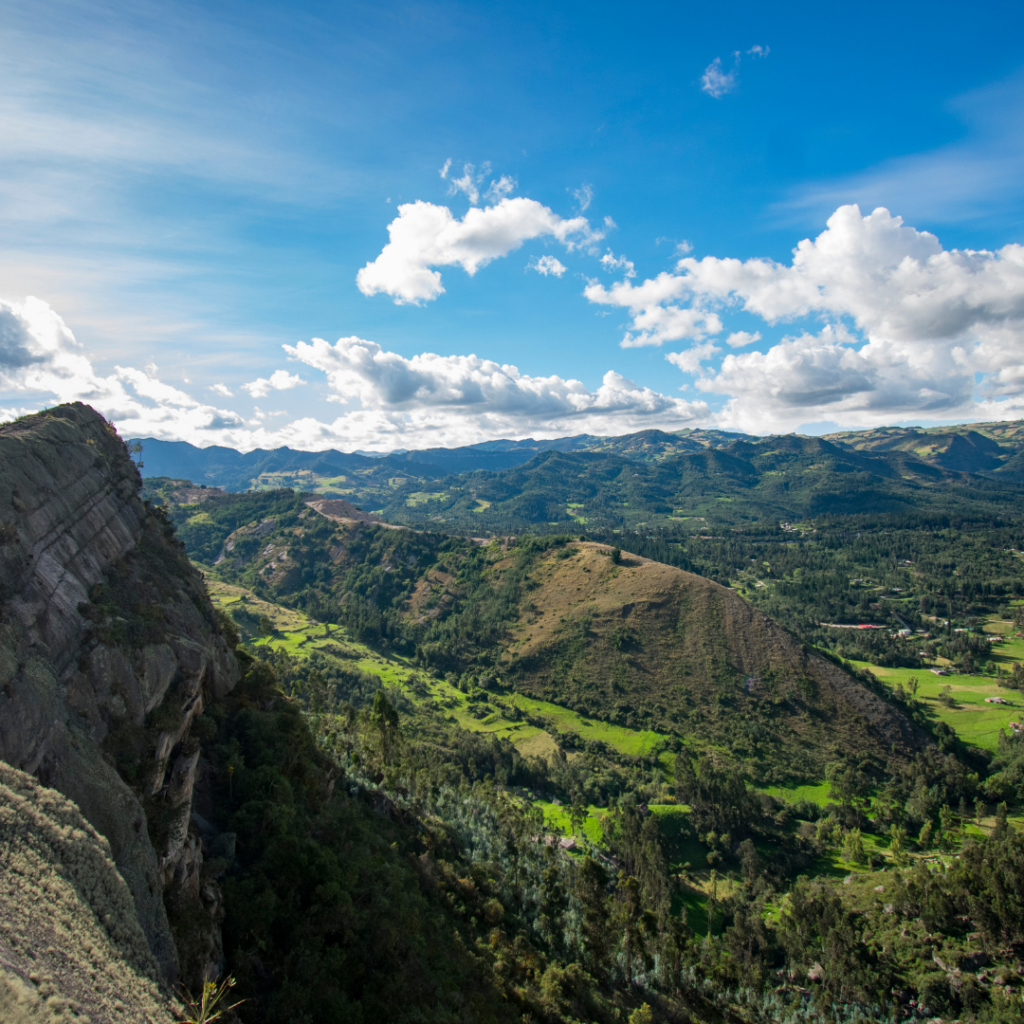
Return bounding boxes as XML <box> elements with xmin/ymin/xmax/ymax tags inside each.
<box><xmin>583</xmin><ymin>272</ymin><xmax>724</xmax><ymax>347</ymax></box>
<box><xmin>0</xmin><ymin>295</ymin><xmax>246</xmax><ymax>440</ymax></box>
<box><xmin>724</xmin><ymin>330</ymin><xmax>761</xmax><ymax>348</ymax></box>
<box><xmin>677</xmin><ymin>204</ymin><xmax>1024</xmax><ymax>340</ymax></box>
<box><xmin>209</xmin><ymin>383</ymin><xmax>233</xmax><ymax>397</ymax></box>
<box><xmin>600</xmin><ymin>252</ymin><xmax>636</xmax><ymax>277</ymax></box>
<box><xmin>357</xmin><ymin>197</ymin><xmax>605</xmax><ymax>304</ymax></box>
<box><xmin>0</xmin><ymin>295</ymin><xmax>712</xmax><ymax>452</ymax></box>
<box><xmin>281</xmin><ymin>335</ymin><xmax>708</xmax><ymax>444</ymax></box>
<box><xmin>643</xmin><ymin>204</ymin><xmax>1024</xmax><ymax>430</ymax></box>
<box><xmin>241</xmin><ymin>369</ymin><xmax>306</xmax><ymax>399</ymax></box>
<box><xmin>528</xmin><ymin>255</ymin><xmax>567</xmax><ymax>277</ymax></box>
<box><xmin>699</xmin><ymin>324</ymin><xmax>980</xmax><ymax>433</ymax></box>
<box><xmin>666</xmin><ymin>342</ymin><xmax>722</xmax><ymax>376</ymax></box>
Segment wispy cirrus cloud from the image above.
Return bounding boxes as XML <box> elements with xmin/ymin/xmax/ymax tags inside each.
<box><xmin>779</xmin><ymin>72</ymin><xmax>1024</xmax><ymax>229</ymax></box>
<box><xmin>572</xmin><ymin>183</ymin><xmax>594</xmax><ymax>212</ymax></box>
<box><xmin>700</xmin><ymin>45</ymin><xmax>768</xmax><ymax>98</ymax></box>
<box><xmin>700</xmin><ymin>56</ymin><xmax>739</xmax><ymax>98</ymax></box>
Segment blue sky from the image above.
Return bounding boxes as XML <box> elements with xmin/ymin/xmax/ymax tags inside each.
<box><xmin>2</xmin><ymin>0</ymin><xmax>1024</xmax><ymax>449</ymax></box>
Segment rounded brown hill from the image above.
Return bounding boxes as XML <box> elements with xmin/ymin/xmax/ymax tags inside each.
<box><xmin>503</xmin><ymin>543</ymin><xmax>927</xmax><ymax>781</ymax></box>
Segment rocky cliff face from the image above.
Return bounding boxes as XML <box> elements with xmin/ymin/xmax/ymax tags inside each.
<box><xmin>0</xmin><ymin>404</ymin><xmax>238</xmax><ymax>986</ymax></box>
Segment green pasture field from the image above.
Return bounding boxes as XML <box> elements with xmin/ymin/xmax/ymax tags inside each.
<box><xmin>848</xmin><ymin>660</ymin><xmax>1022</xmax><ymax>750</ymax></box>
<box><xmin>566</xmin><ymin>502</ymin><xmax>588</xmax><ymax>524</ymax></box>
<box><xmin>762</xmin><ymin>782</ymin><xmax>833</xmax><ymax>806</ymax></box>
<box><xmin>644</xmin><ymin>804</ymin><xmax>723</xmax><ymax>935</ymax></box>
<box><xmin>207</xmin><ymin>578</ymin><xmax>670</xmax><ymax>765</ymax></box>
<box><xmin>985</xmin><ymin>618</ymin><xmax>1024</xmax><ymax>663</ymax></box>
<box><xmin>649</xmin><ymin>804</ymin><xmax>699</xmax><ymax>864</ymax></box>
<box><xmin>311</xmin><ymin>476</ymin><xmax>353</xmax><ymax>494</ymax></box>
<box><xmin>405</xmin><ymin>491</ymin><xmax>447</xmax><ymax>507</ymax></box>
<box><xmin>250</xmin><ymin>469</ymin><xmax>321</xmax><ymax>491</ymax></box>
<box><xmin>536</xmin><ymin>801</ymin><xmax>605</xmax><ymax>844</ymax></box>
<box><xmin>506</xmin><ymin>694</ymin><xmax>665</xmax><ymax>757</ymax></box>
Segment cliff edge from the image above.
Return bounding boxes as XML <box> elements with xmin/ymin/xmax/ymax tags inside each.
<box><xmin>0</xmin><ymin>404</ymin><xmax>238</xmax><ymax>985</ymax></box>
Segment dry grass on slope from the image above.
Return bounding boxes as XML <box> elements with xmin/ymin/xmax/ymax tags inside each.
<box><xmin>503</xmin><ymin>543</ymin><xmax>924</xmax><ymax>775</ymax></box>
<box><xmin>0</xmin><ymin>762</ymin><xmax>176</xmax><ymax>1024</ymax></box>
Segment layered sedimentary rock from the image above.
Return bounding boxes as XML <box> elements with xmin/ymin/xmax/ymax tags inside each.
<box><xmin>0</xmin><ymin>404</ymin><xmax>238</xmax><ymax>984</ymax></box>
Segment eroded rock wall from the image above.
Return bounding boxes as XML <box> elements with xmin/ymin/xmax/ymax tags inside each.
<box><xmin>0</xmin><ymin>404</ymin><xmax>238</xmax><ymax>985</ymax></box>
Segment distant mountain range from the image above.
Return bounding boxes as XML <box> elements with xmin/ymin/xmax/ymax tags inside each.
<box><xmin>134</xmin><ymin>419</ymin><xmax>1024</xmax><ymax>534</ymax></box>
<box><xmin>132</xmin><ymin>428</ymin><xmax>754</xmax><ymax>491</ymax></box>
<box><xmin>132</xmin><ymin>420</ymin><xmax>1024</xmax><ymax>492</ymax></box>
<box><xmin>823</xmin><ymin>420</ymin><xmax>1024</xmax><ymax>475</ymax></box>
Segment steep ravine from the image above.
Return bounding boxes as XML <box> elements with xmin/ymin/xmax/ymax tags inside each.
<box><xmin>0</xmin><ymin>404</ymin><xmax>238</xmax><ymax>987</ymax></box>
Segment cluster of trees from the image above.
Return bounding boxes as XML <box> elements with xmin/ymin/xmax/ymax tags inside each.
<box><xmin>580</xmin><ymin>515</ymin><xmax>1024</xmax><ymax>681</ymax></box>
<box><xmin>203</xmin><ymin>648</ymin><xmax>1024</xmax><ymax>1024</ymax></box>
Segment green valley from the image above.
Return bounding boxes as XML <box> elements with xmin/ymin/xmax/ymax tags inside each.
<box><xmin>6</xmin><ymin>405</ymin><xmax>1024</xmax><ymax>1024</ymax></box>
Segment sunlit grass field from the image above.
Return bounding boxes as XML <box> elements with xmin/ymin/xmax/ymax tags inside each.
<box><xmin>505</xmin><ymin>694</ymin><xmax>664</xmax><ymax>757</ymax></box>
<box><xmin>535</xmin><ymin>801</ymin><xmax>605</xmax><ymax>844</ymax></box>
<box><xmin>205</xmin><ymin>577</ymin><xmax>1024</xmax><ymax>953</ymax></box>
<box><xmin>206</xmin><ymin>579</ymin><xmax>669</xmax><ymax>764</ymax></box>
<box><xmin>848</xmin><ymin>659</ymin><xmax>1021</xmax><ymax>750</ymax></box>
<box><xmin>762</xmin><ymin>782</ymin><xmax>833</xmax><ymax>806</ymax></box>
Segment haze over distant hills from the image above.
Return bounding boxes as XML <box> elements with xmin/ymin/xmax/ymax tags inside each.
<box><xmin>135</xmin><ymin>419</ymin><xmax>1024</xmax><ymax>534</ymax></box>
<box><xmin>133</xmin><ymin>420</ymin><xmax>1024</xmax><ymax>492</ymax></box>
<box><xmin>132</xmin><ymin>427</ymin><xmax>755</xmax><ymax>490</ymax></box>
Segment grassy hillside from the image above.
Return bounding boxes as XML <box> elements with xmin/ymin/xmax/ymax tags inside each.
<box><xmin>825</xmin><ymin>419</ymin><xmax>1024</xmax><ymax>477</ymax></box>
<box><xmin>195</xmin><ymin>521</ymin><xmax>1024</xmax><ymax>1024</ymax></box>
<box><xmin>143</xmin><ymin>482</ymin><xmax>1024</xmax><ymax>1023</ymax></box>
<box><xmin>493</xmin><ymin>541</ymin><xmax>926</xmax><ymax>782</ymax></box>
<box><xmin>171</xmin><ymin>486</ymin><xmax>927</xmax><ymax>785</ymax></box>
<box><xmin>0</xmin><ymin>763</ymin><xmax>175</xmax><ymax>1024</ymax></box>
<box><xmin>151</xmin><ymin>482</ymin><xmax>1024</xmax><ymax>766</ymax></box>
<box><xmin>16</xmin><ymin>404</ymin><xmax>1024</xmax><ymax>1024</ymax></box>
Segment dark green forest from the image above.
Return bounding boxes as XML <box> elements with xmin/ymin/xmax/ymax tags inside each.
<box><xmin>203</xmin><ymin>621</ymin><xmax>1024</xmax><ymax>1024</ymax></box>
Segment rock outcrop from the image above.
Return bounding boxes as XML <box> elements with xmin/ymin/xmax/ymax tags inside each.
<box><xmin>0</xmin><ymin>404</ymin><xmax>238</xmax><ymax>985</ymax></box>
